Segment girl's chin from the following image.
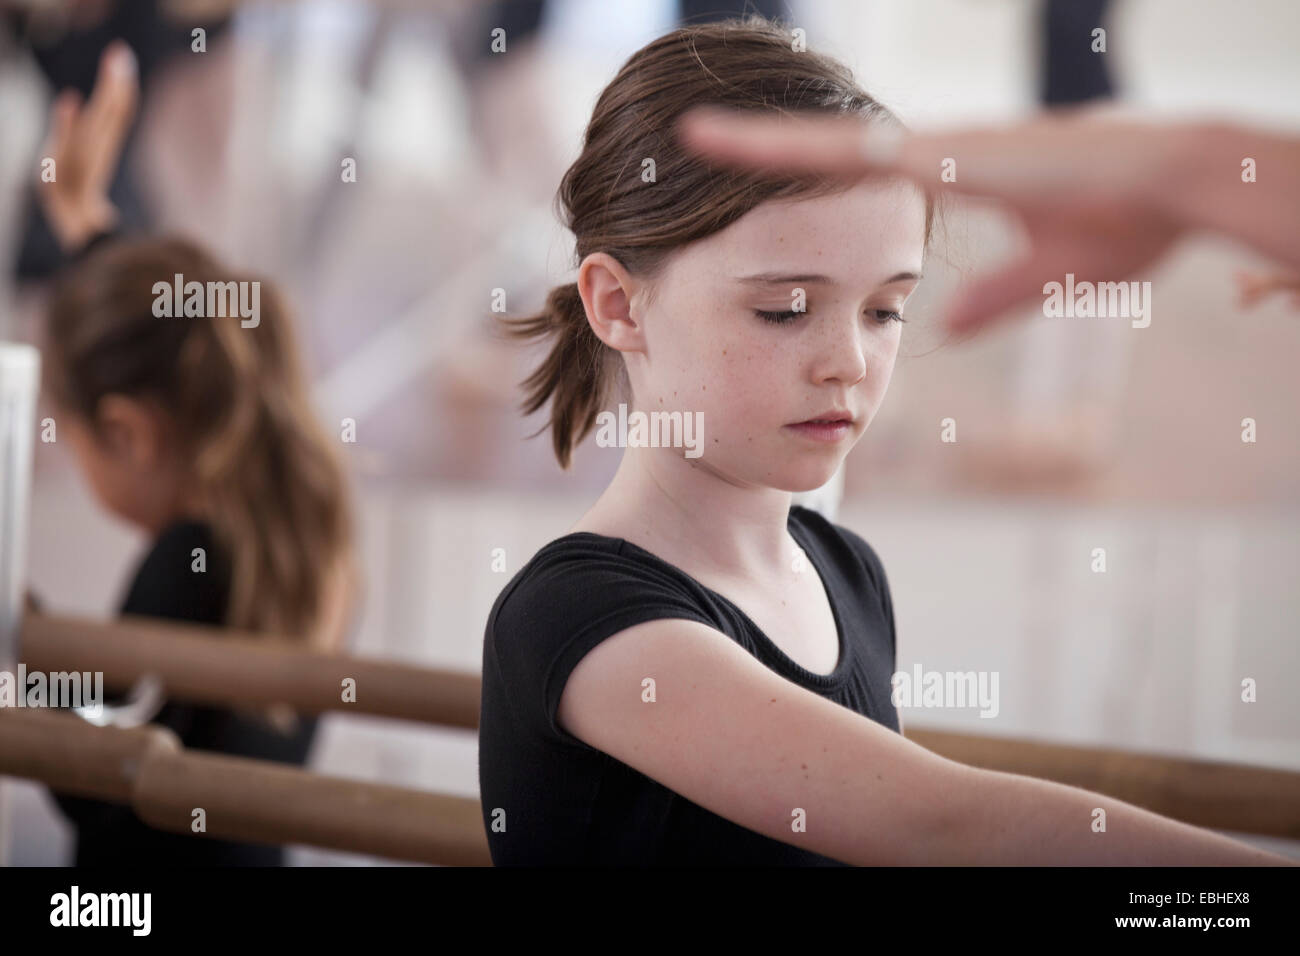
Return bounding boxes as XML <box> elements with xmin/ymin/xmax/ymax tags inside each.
<box><xmin>696</xmin><ymin>437</ymin><xmax>851</xmax><ymax>490</ymax></box>
<box><xmin>771</xmin><ymin>463</ymin><xmax>846</xmax><ymax>494</ymax></box>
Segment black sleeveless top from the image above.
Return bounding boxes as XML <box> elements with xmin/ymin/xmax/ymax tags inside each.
<box><xmin>52</xmin><ymin>521</ymin><xmax>319</xmax><ymax>865</ymax></box>
<box><xmin>478</xmin><ymin>505</ymin><xmax>900</xmax><ymax>866</ymax></box>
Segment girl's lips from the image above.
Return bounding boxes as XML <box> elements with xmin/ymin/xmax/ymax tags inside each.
<box><xmin>785</xmin><ymin>420</ymin><xmax>852</xmax><ymax>442</ymax></box>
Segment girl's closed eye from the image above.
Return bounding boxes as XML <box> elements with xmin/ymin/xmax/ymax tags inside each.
<box><xmin>753</xmin><ymin>307</ymin><xmax>907</xmax><ymax>325</ymax></box>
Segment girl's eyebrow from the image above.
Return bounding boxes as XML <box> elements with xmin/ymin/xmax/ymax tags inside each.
<box><xmin>734</xmin><ymin>270</ymin><xmax>923</xmax><ymax>285</ymax></box>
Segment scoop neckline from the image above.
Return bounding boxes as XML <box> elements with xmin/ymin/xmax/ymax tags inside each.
<box><xmin>549</xmin><ymin>507</ymin><xmax>853</xmax><ymax>689</ymax></box>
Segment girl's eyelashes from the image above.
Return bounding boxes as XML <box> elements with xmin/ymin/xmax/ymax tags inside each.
<box><xmin>753</xmin><ymin>309</ymin><xmax>800</xmax><ymax>324</ymax></box>
<box><xmin>752</xmin><ymin>308</ymin><xmax>907</xmax><ymax>325</ymax></box>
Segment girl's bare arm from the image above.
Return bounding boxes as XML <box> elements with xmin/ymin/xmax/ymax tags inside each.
<box><xmin>559</xmin><ymin>617</ymin><xmax>1293</xmax><ymax>865</ymax></box>
<box><xmin>940</xmin><ymin>762</ymin><xmax>1290</xmax><ymax>865</ymax></box>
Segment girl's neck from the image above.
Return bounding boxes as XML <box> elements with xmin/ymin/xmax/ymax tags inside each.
<box><xmin>138</xmin><ymin>485</ymin><xmax>209</xmax><ymax>538</ymax></box>
<box><xmin>574</xmin><ymin>446</ymin><xmax>797</xmax><ymax>583</ymax></box>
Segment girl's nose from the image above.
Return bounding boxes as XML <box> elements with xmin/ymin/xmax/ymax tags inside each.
<box><xmin>810</xmin><ymin>311</ymin><xmax>869</xmax><ymax>386</ymax></box>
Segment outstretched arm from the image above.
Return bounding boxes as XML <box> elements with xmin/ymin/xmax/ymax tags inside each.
<box><xmin>559</xmin><ymin>617</ymin><xmax>1293</xmax><ymax>865</ymax></box>
<box><xmin>678</xmin><ymin>108</ymin><xmax>1300</xmax><ymax>335</ymax></box>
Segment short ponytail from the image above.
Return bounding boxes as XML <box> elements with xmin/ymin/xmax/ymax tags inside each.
<box><xmin>501</xmin><ymin>282</ymin><xmax>611</xmax><ymax>470</ymax></box>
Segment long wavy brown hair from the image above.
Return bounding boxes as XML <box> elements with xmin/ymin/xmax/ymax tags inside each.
<box><xmin>44</xmin><ymin>236</ymin><xmax>356</xmax><ymax>672</ymax></box>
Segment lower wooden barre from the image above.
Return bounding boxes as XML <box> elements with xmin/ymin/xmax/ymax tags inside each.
<box><xmin>21</xmin><ymin>611</ymin><xmax>480</xmax><ymax>730</ymax></box>
<box><xmin>0</xmin><ymin>708</ymin><xmax>491</xmax><ymax>866</ymax></box>
<box><xmin>0</xmin><ymin>706</ymin><xmax>180</xmax><ymax>803</ymax></box>
<box><xmin>905</xmin><ymin>726</ymin><xmax>1300</xmax><ymax>840</ymax></box>
<box><xmin>18</xmin><ymin>612</ymin><xmax>1298</xmax><ymax>842</ymax></box>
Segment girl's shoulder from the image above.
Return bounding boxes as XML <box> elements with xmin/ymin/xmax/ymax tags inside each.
<box><xmin>485</xmin><ymin>528</ymin><xmax>723</xmax><ymax>666</ymax></box>
<box><xmin>490</xmin><ymin>530</ymin><xmax>709</xmax><ymax>628</ymax></box>
<box><xmin>482</xmin><ymin>529</ymin><xmax>720</xmax><ymax>750</ymax></box>
<box><xmin>788</xmin><ymin>504</ymin><xmax>890</xmax><ymax>592</ymax></box>
<box><xmin>788</xmin><ymin>506</ymin><xmax>896</xmax><ymax>655</ymax></box>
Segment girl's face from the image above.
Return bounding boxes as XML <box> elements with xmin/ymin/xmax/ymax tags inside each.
<box><xmin>60</xmin><ymin>396</ymin><xmax>194</xmax><ymax>535</ymax></box>
<box><xmin>624</xmin><ymin>178</ymin><xmax>926</xmax><ymax>492</ymax></box>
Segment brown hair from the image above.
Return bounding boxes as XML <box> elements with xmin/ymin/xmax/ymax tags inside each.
<box><xmin>503</xmin><ymin>15</ymin><xmax>939</xmax><ymax>468</ymax></box>
<box><xmin>45</xmin><ymin>235</ymin><xmax>355</xmax><ymax>660</ymax></box>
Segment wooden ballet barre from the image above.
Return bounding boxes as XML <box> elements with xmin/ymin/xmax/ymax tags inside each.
<box><xmin>905</xmin><ymin>727</ymin><xmax>1300</xmax><ymax>840</ymax></box>
<box><xmin>20</xmin><ymin>611</ymin><xmax>479</xmax><ymax>730</ymax></box>
<box><xmin>19</xmin><ymin>614</ymin><xmax>1298</xmax><ymax>840</ymax></box>
<box><xmin>0</xmin><ymin>704</ymin><xmax>175</xmax><ymax>804</ymax></box>
<box><xmin>0</xmin><ymin>708</ymin><xmax>490</xmax><ymax>866</ymax></box>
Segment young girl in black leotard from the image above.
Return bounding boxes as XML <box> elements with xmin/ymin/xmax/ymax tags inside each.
<box><xmin>478</xmin><ymin>16</ymin><xmax>1287</xmax><ymax>866</ymax></box>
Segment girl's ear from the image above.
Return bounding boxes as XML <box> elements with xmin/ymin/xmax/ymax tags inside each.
<box><xmin>578</xmin><ymin>252</ymin><xmax>647</xmax><ymax>354</ymax></box>
<box><xmin>94</xmin><ymin>394</ymin><xmax>165</xmax><ymax>467</ymax></box>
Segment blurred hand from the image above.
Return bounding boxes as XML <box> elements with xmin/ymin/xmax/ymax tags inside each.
<box><xmin>675</xmin><ymin>108</ymin><xmax>1214</xmax><ymax>336</ymax></box>
<box><xmin>37</xmin><ymin>40</ymin><xmax>139</xmax><ymax>252</ymax></box>
<box><xmin>1235</xmin><ymin>269</ymin><xmax>1300</xmax><ymax>309</ymax></box>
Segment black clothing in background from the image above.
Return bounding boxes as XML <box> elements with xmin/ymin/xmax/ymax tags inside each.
<box><xmin>479</xmin><ymin>505</ymin><xmax>900</xmax><ymax>866</ymax></box>
<box><xmin>52</xmin><ymin>521</ymin><xmax>319</xmax><ymax>866</ymax></box>
<box><xmin>1041</xmin><ymin>0</ymin><xmax>1115</xmax><ymax>105</ymax></box>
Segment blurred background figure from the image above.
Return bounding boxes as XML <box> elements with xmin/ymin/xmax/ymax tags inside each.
<box><xmin>0</xmin><ymin>0</ymin><xmax>1297</xmax><ymax>864</ymax></box>
<box><xmin>14</xmin><ymin>36</ymin><xmax>357</xmax><ymax>864</ymax></box>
